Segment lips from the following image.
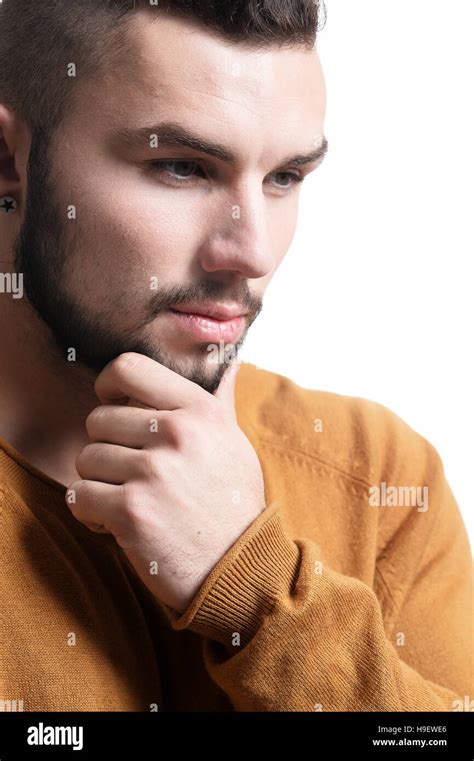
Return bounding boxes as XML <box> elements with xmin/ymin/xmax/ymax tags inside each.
<box><xmin>167</xmin><ymin>304</ymin><xmax>246</xmax><ymax>343</ymax></box>
<box><xmin>169</xmin><ymin>302</ymin><xmax>248</xmax><ymax>321</ymax></box>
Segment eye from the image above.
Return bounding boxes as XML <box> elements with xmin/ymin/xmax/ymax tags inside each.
<box><xmin>147</xmin><ymin>160</ymin><xmax>304</xmax><ymax>193</ymax></box>
<box><xmin>148</xmin><ymin>160</ymin><xmax>204</xmax><ymax>184</ymax></box>
<box><xmin>269</xmin><ymin>171</ymin><xmax>304</xmax><ymax>191</ymax></box>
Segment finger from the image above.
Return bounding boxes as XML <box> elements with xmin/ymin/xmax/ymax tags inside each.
<box><xmin>127</xmin><ymin>397</ymin><xmax>156</xmax><ymax>410</ymax></box>
<box><xmin>213</xmin><ymin>357</ymin><xmax>241</xmax><ymax>417</ymax></box>
<box><xmin>95</xmin><ymin>352</ymin><xmax>204</xmax><ymax>410</ymax></box>
<box><xmin>65</xmin><ymin>479</ymin><xmax>122</xmax><ymax>534</ymax></box>
<box><xmin>86</xmin><ymin>405</ymin><xmax>165</xmax><ymax>448</ymax></box>
<box><xmin>75</xmin><ymin>442</ymin><xmax>145</xmax><ymax>484</ymax></box>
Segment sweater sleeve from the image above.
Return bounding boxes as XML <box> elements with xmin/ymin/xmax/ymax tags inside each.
<box><xmin>161</xmin><ymin>449</ymin><xmax>473</xmax><ymax>711</ymax></box>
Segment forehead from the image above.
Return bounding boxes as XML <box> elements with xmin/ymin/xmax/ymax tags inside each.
<box><xmin>62</xmin><ymin>11</ymin><xmax>326</xmax><ymax>160</ymax></box>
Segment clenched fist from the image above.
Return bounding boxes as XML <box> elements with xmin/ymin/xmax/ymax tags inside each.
<box><xmin>65</xmin><ymin>352</ymin><xmax>266</xmax><ymax>613</ymax></box>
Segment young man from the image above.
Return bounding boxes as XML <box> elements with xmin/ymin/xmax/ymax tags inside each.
<box><xmin>0</xmin><ymin>0</ymin><xmax>471</xmax><ymax>712</ymax></box>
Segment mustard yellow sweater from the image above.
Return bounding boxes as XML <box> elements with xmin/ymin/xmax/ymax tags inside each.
<box><xmin>1</xmin><ymin>363</ymin><xmax>472</xmax><ymax>711</ymax></box>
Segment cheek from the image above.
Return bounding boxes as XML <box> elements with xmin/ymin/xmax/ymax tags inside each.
<box><xmin>270</xmin><ymin>197</ymin><xmax>299</xmax><ymax>265</ymax></box>
<box><xmin>63</xmin><ymin>170</ymin><xmax>200</xmax><ymax>291</ymax></box>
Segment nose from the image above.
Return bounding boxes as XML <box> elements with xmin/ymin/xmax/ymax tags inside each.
<box><xmin>197</xmin><ymin>181</ymin><xmax>276</xmax><ymax>279</ymax></box>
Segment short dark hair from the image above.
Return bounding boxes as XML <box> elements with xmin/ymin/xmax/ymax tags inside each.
<box><xmin>0</xmin><ymin>0</ymin><xmax>326</xmax><ymax>137</ymax></box>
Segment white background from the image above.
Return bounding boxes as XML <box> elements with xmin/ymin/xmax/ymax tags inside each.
<box><xmin>240</xmin><ymin>0</ymin><xmax>473</xmax><ymax>547</ymax></box>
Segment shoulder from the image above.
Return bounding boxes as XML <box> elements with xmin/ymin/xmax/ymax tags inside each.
<box><xmin>235</xmin><ymin>361</ymin><xmax>442</xmax><ymax>487</ymax></box>
<box><xmin>235</xmin><ymin>363</ymin><xmax>470</xmax><ymax>590</ymax></box>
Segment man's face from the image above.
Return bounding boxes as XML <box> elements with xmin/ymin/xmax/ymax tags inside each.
<box><xmin>14</xmin><ymin>11</ymin><xmax>326</xmax><ymax>393</ymax></box>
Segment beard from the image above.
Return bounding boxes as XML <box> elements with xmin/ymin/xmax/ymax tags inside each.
<box><xmin>13</xmin><ymin>129</ymin><xmax>262</xmax><ymax>395</ymax></box>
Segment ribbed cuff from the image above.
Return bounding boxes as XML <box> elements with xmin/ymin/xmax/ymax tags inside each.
<box><xmin>161</xmin><ymin>502</ymin><xmax>301</xmax><ymax>648</ymax></box>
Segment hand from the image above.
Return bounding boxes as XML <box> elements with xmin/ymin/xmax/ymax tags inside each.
<box><xmin>65</xmin><ymin>353</ymin><xmax>266</xmax><ymax>613</ymax></box>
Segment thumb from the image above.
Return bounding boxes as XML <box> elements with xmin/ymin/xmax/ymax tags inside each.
<box><xmin>213</xmin><ymin>358</ymin><xmax>241</xmax><ymax>416</ymax></box>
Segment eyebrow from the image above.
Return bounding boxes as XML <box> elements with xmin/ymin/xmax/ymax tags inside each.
<box><xmin>113</xmin><ymin>121</ymin><xmax>328</xmax><ymax>168</ymax></box>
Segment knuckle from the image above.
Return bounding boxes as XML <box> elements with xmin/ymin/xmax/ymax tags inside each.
<box><xmin>85</xmin><ymin>406</ymin><xmax>107</xmax><ymax>433</ymax></box>
<box><xmin>140</xmin><ymin>448</ymin><xmax>160</xmax><ymax>479</ymax></box>
<box><xmin>166</xmin><ymin>412</ymin><xmax>199</xmax><ymax>448</ymax></box>
<box><xmin>113</xmin><ymin>352</ymin><xmax>142</xmax><ymax>377</ymax></box>
<box><xmin>66</xmin><ymin>481</ymin><xmax>93</xmax><ymax>521</ymax></box>
<box><xmin>121</xmin><ymin>482</ymin><xmax>138</xmax><ymax>511</ymax></box>
<box><xmin>84</xmin><ymin>442</ymin><xmax>102</xmax><ymax>459</ymax></box>
<box><xmin>120</xmin><ymin>483</ymin><xmax>146</xmax><ymax>525</ymax></box>
<box><xmin>67</xmin><ymin>479</ymin><xmax>86</xmax><ymax>503</ymax></box>
<box><xmin>76</xmin><ymin>443</ymin><xmax>100</xmax><ymax>469</ymax></box>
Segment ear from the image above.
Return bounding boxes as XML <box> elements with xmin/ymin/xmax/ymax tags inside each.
<box><xmin>0</xmin><ymin>106</ymin><xmax>28</xmax><ymax>205</ymax></box>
